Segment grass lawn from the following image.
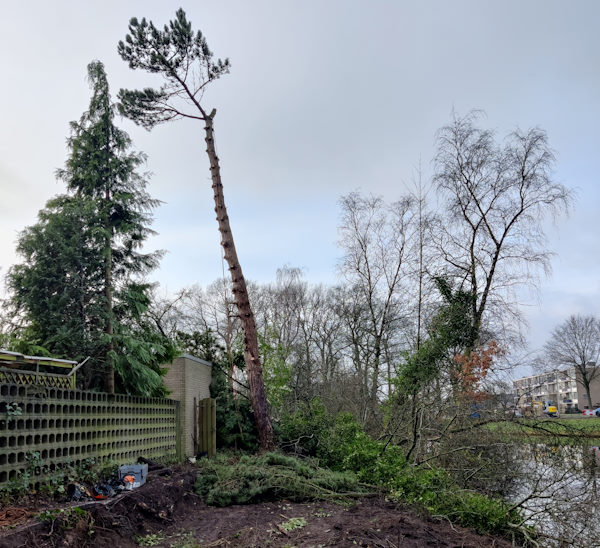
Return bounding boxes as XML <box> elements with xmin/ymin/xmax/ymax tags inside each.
<box><xmin>487</xmin><ymin>417</ymin><xmax>600</xmax><ymax>440</ymax></box>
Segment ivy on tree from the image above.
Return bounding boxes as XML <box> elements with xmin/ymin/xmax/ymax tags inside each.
<box><xmin>6</xmin><ymin>61</ymin><xmax>175</xmax><ymax>396</ymax></box>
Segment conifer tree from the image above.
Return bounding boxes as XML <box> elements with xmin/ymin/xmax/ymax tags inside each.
<box><xmin>117</xmin><ymin>9</ymin><xmax>275</xmax><ymax>449</ymax></box>
<box><xmin>6</xmin><ymin>61</ymin><xmax>175</xmax><ymax>395</ymax></box>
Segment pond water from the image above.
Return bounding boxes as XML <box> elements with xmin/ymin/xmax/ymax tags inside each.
<box><xmin>507</xmin><ymin>442</ymin><xmax>600</xmax><ymax>546</ymax></box>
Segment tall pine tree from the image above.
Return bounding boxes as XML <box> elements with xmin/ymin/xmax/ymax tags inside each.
<box><xmin>117</xmin><ymin>8</ymin><xmax>275</xmax><ymax>450</ymax></box>
<box><xmin>6</xmin><ymin>61</ymin><xmax>175</xmax><ymax>395</ymax></box>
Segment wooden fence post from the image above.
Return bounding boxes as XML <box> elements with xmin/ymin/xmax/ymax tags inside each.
<box><xmin>211</xmin><ymin>398</ymin><xmax>216</xmax><ymax>457</ymax></box>
<box><xmin>175</xmin><ymin>400</ymin><xmax>183</xmax><ymax>461</ymax></box>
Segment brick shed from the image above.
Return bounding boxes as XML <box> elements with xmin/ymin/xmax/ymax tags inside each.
<box><xmin>163</xmin><ymin>354</ymin><xmax>212</xmax><ymax>457</ymax></box>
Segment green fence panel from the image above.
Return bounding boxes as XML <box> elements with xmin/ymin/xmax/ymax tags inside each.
<box><xmin>0</xmin><ymin>383</ymin><xmax>181</xmax><ymax>488</ymax></box>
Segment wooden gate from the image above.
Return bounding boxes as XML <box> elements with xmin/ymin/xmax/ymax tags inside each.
<box><xmin>193</xmin><ymin>397</ymin><xmax>216</xmax><ymax>456</ymax></box>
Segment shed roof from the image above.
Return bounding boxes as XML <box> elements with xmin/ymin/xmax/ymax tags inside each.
<box><xmin>0</xmin><ymin>349</ymin><xmax>77</xmax><ymax>371</ymax></box>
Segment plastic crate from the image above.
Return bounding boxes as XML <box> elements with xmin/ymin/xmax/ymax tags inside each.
<box><xmin>118</xmin><ymin>463</ymin><xmax>148</xmax><ymax>488</ymax></box>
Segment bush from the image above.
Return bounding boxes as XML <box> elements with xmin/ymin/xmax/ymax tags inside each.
<box><xmin>387</xmin><ymin>465</ymin><xmax>530</xmax><ymax>541</ymax></box>
<box><xmin>276</xmin><ymin>398</ymin><xmax>334</xmax><ymax>457</ymax></box>
<box><xmin>278</xmin><ymin>406</ymin><xmax>530</xmax><ymax>543</ymax></box>
<box><xmin>277</xmin><ymin>401</ymin><xmax>398</xmax><ymax>476</ymax></box>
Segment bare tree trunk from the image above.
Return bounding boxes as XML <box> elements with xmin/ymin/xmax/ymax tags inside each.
<box><xmin>585</xmin><ymin>383</ymin><xmax>593</xmax><ymax>409</ymax></box>
<box><xmin>415</xmin><ymin>167</ymin><xmax>425</xmax><ymax>351</ymax></box>
<box><xmin>204</xmin><ymin>112</ymin><xmax>275</xmax><ymax>451</ymax></box>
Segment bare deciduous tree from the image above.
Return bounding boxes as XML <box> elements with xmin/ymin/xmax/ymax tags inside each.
<box><xmin>544</xmin><ymin>314</ymin><xmax>600</xmax><ymax>408</ymax></box>
<box><xmin>433</xmin><ymin>111</ymin><xmax>572</xmax><ymax>349</ymax></box>
<box><xmin>407</xmin><ymin>168</ymin><xmax>437</xmax><ymax>351</ymax></box>
<box><xmin>338</xmin><ymin>192</ymin><xmax>415</xmax><ymax>425</ymax></box>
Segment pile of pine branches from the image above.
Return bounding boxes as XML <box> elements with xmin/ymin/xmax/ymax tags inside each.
<box><xmin>195</xmin><ymin>452</ymin><xmax>375</xmax><ymax>507</ymax></box>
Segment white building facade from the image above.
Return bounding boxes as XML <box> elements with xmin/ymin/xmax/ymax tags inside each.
<box><xmin>513</xmin><ymin>368</ymin><xmax>579</xmax><ymax>413</ymax></box>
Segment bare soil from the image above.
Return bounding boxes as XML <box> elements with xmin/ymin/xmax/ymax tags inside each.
<box><xmin>0</xmin><ymin>467</ymin><xmax>513</xmax><ymax>547</ymax></box>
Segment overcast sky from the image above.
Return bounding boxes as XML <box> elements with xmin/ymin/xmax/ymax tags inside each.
<box><xmin>1</xmin><ymin>1</ymin><xmax>598</xmax><ymax>369</ymax></box>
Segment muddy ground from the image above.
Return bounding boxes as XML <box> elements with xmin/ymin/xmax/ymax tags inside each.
<box><xmin>0</xmin><ymin>467</ymin><xmax>514</xmax><ymax>547</ymax></box>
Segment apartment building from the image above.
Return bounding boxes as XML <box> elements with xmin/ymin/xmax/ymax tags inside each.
<box><xmin>513</xmin><ymin>368</ymin><xmax>579</xmax><ymax>413</ymax></box>
<box><xmin>513</xmin><ymin>366</ymin><xmax>600</xmax><ymax>413</ymax></box>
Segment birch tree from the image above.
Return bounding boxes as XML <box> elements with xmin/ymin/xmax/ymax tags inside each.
<box><xmin>433</xmin><ymin>112</ymin><xmax>572</xmax><ymax>349</ymax></box>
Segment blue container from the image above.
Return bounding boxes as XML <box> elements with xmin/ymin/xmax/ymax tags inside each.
<box><xmin>119</xmin><ymin>463</ymin><xmax>148</xmax><ymax>488</ymax></box>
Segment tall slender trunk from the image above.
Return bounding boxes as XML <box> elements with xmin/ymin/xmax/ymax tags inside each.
<box><xmin>204</xmin><ymin>112</ymin><xmax>275</xmax><ymax>451</ymax></box>
<box><xmin>103</xmin><ymin>113</ymin><xmax>115</xmax><ymax>394</ymax></box>
<box><xmin>104</xmin><ymin>187</ymin><xmax>115</xmax><ymax>394</ymax></box>
<box><xmin>369</xmin><ymin>338</ymin><xmax>382</xmax><ymax>417</ymax></box>
<box><xmin>416</xmin><ymin>171</ymin><xmax>424</xmax><ymax>351</ymax></box>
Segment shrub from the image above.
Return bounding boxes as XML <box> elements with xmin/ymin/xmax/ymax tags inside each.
<box><xmin>388</xmin><ymin>466</ymin><xmax>530</xmax><ymax>541</ymax></box>
<box><xmin>278</xmin><ymin>407</ymin><xmax>531</xmax><ymax>543</ymax></box>
<box><xmin>276</xmin><ymin>398</ymin><xmax>334</xmax><ymax>457</ymax></box>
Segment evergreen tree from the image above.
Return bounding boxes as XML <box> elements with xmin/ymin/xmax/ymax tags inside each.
<box><xmin>6</xmin><ymin>61</ymin><xmax>175</xmax><ymax>395</ymax></box>
<box><xmin>117</xmin><ymin>9</ymin><xmax>275</xmax><ymax>449</ymax></box>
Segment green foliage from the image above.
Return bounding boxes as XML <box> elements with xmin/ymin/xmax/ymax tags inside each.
<box><xmin>276</xmin><ymin>398</ymin><xmax>334</xmax><ymax>457</ymax></box>
<box><xmin>329</xmin><ymin>418</ymin><xmax>529</xmax><ymax>541</ymax></box>
<box><xmin>38</xmin><ymin>506</ymin><xmax>94</xmax><ymax>537</ymax></box>
<box><xmin>319</xmin><ymin>414</ymin><xmax>407</xmax><ymax>487</ymax></box>
<box><xmin>432</xmin><ymin>277</ymin><xmax>478</xmax><ymax>352</ymax></box>
<box><xmin>330</xmin><ymin>420</ymin><xmax>527</xmax><ymax>541</ymax></box>
<box><xmin>117</xmin><ymin>8</ymin><xmax>230</xmax><ymax>129</ymax></box>
<box><xmin>389</xmin><ymin>468</ymin><xmax>527</xmax><ymax>540</ymax></box>
<box><xmin>136</xmin><ymin>532</ymin><xmax>165</xmax><ymax>546</ymax></box>
<box><xmin>2</xmin><ymin>451</ymin><xmax>51</xmax><ymax>498</ymax></box>
<box><xmin>395</xmin><ymin>340</ymin><xmax>442</xmax><ymax>394</ymax></box>
<box><xmin>279</xmin><ymin>517</ymin><xmax>307</xmax><ymax>531</ymax></box>
<box><xmin>5</xmin><ymin>61</ymin><xmax>171</xmax><ymax>396</ymax></box>
<box><xmin>38</xmin><ymin>506</ymin><xmax>88</xmax><ymax>525</ymax></box>
<box><xmin>168</xmin><ymin>531</ymin><xmax>201</xmax><ymax>548</ymax></box>
<box><xmin>493</xmin><ymin>417</ymin><xmax>600</xmax><ymax>437</ymax></box>
<box><xmin>176</xmin><ymin>330</ymin><xmax>221</xmax><ymax>362</ymax></box>
<box><xmin>319</xmin><ymin>412</ymin><xmax>380</xmax><ymax>468</ymax></box>
<box><xmin>259</xmin><ymin>332</ymin><xmax>293</xmax><ymax>412</ymax></box>
<box><xmin>278</xmin><ymin>405</ymin><xmax>529</xmax><ymax>543</ymax></box>
<box><xmin>394</xmin><ymin>277</ymin><xmax>477</xmax><ymax>395</ymax></box>
<box><xmin>6</xmin><ymin>195</ymin><xmax>107</xmax><ymax>366</ymax></box>
<box><xmin>0</xmin><ymin>456</ymin><xmax>118</xmax><ymax>501</ymax></box>
<box><xmin>277</xmin><ymin>401</ymin><xmax>406</xmax><ymax>484</ymax></box>
<box><xmin>177</xmin><ymin>329</ymin><xmax>259</xmax><ymax>451</ymax></box>
<box><xmin>0</xmin><ymin>330</ymin><xmax>51</xmax><ymax>357</ymax></box>
<box><xmin>336</xmin><ymin>427</ymin><xmax>528</xmax><ymax>541</ymax></box>
<box><xmin>6</xmin><ymin>402</ymin><xmax>22</xmax><ymax>420</ymax></box>
<box><xmin>111</xmin><ymin>314</ymin><xmax>177</xmax><ymax>397</ymax></box>
<box><xmin>194</xmin><ymin>452</ymin><xmax>369</xmax><ymax>507</ymax></box>
<box><xmin>211</xmin><ymin>373</ymin><xmax>258</xmax><ymax>452</ymax></box>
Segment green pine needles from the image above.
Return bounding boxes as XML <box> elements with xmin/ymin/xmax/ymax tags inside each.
<box><xmin>194</xmin><ymin>453</ymin><xmax>373</xmax><ymax>507</ymax></box>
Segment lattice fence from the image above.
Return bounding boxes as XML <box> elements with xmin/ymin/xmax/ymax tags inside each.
<box><xmin>0</xmin><ymin>383</ymin><xmax>181</xmax><ymax>488</ymax></box>
<box><xmin>0</xmin><ymin>367</ymin><xmax>75</xmax><ymax>389</ymax></box>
